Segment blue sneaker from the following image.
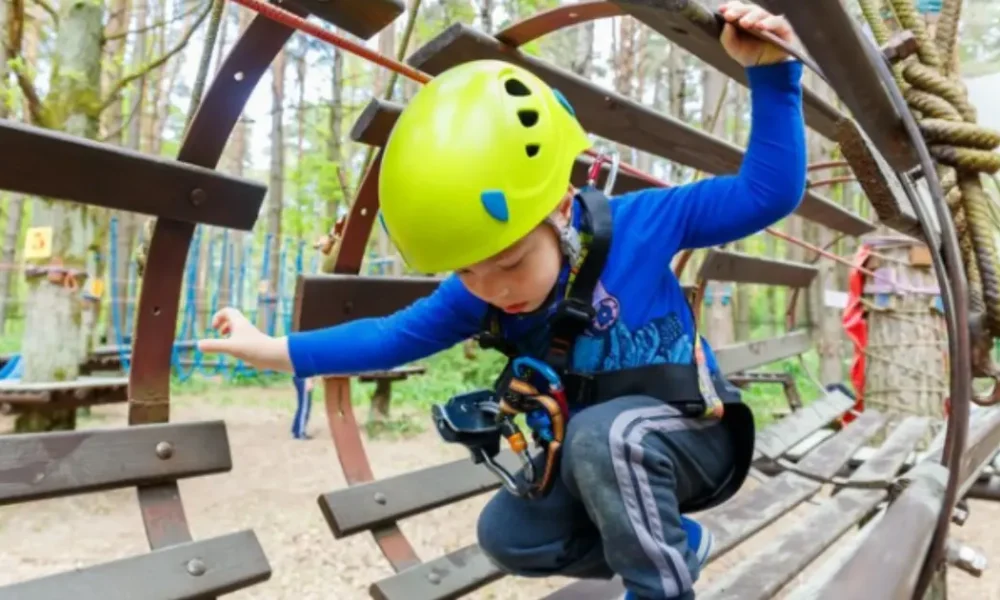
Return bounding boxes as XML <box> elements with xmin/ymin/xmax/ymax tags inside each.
<box><xmin>681</xmin><ymin>515</ymin><xmax>714</xmax><ymax>567</ymax></box>
<box><xmin>622</xmin><ymin>517</ymin><xmax>714</xmax><ymax>599</ymax></box>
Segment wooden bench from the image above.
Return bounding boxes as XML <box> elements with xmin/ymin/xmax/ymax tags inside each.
<box><xmin>0</xmin><ymin>0</ymin><xmax>402</xmax><ymax>597</ymax></box>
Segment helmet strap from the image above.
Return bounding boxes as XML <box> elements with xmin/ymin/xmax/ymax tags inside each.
<box><xmin>545</xmin><ymin>216</ymin><xmax>581</xmax><ymax>265</ymax></box>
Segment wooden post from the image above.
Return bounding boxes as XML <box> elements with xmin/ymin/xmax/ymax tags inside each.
<box><xmin>860</xmin><ymin>235</ymin><xmax>947</xmax><ymax>445</ymax></box>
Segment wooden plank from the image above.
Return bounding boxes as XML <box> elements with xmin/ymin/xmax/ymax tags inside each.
<box><xmin>714</xmin><ymin>330</ymin><xmax>812</xmax><ymax>375</ymax></box>
<box><xmin>837</xmin><ymin>118</ymin><xmax>938</xmax><ymax>240</ymax></box>
<box><xmin>698</xmin><ymin>409</ymin><xmax>886</xmax><ymax>562</ymax></box>
<box><xmin>702</xmin><ymin>416</ymin><xmax>929</xmax><ymax>600</ymax></box>
<box><xmin>698</xmin><ymin>249</ymin><xmax>818</xmax><ymax>287</ymax></box>
<box><xmin>808</xmin><ymin>460</ymin><xmax>948</xmax><ymax>599</ymax></box>
<box><xmin>318</xmin><ymin>452</ymin><xmax>521</xmax><ymax>538</ymax></box>
<box><xmin>0</xmin><ymin>119</ymin><xmax>265</xmax><ymax>231</ymax></box>
<box><xmin>351</xmin><ymin>97</ymin><xmax>872</xmax><ymax>236</ymax></box>
<box><xmin>0</xmin><ymin>530</ymin><xmax>270</xmax><ymax>600</ymax></box>
<box><xmin>542</xmin><ymin>578</ymin><xmax>626</xmax><ymax>600</ymax></box>
<box><xmin>287</xmin><ymin>0</ymin><xmax>404</xmax><ymax>39</ymax></box>
<box><xmin>293</xmin><ymin>274</ymin><xmax>443</xmax><ymax>331</ymax></box>
<box><xmin>370</xmin><ymin>544</ymin><xmax>503</xmax><ymax>600</ymax></box>
<box><xmin>753</xmin><ymin>388</ymin><xmax>855</xmax><ymax>462</ymax></box>
<box><xmin>0</xmin><ymin>421</ymin><xmax>232</xmax><ymax>505</ymax></box>
<box><xmin>610</xmin><ymin>0</ymin><xmax>844</xmax><ymax>141</ymax></box>
<box><xmin>0</xmin><ymin>375</ymin><xmax>127</xmax><ymax>392</ymax></box>
<box><xmin>765</xmin><ymin>0</ymin><xmax>919</xmax><ymax>171</ymax></box>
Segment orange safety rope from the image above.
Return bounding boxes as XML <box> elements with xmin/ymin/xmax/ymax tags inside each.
<box><xmin>230</xmin><ymin>0</ymin><xmax>889</xmax><ymax>283</ymax></box>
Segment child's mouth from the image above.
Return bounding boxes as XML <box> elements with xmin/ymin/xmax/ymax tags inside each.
<box><xmin>504</xmin><ymin>302</ymin><xmax>528</xmax><ymax>313</ymax></box>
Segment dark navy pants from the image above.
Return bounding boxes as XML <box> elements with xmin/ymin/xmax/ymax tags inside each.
<box><xmin>476</xmin><ymin>396</ymin><xmax>736</xmax><ymax>600</ymax></box>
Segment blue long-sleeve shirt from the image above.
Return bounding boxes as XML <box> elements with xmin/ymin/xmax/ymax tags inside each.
<box><xmin>289</xmin><ymin>60</ymin><xmax>807</xmax><ymax>379</ymax></box>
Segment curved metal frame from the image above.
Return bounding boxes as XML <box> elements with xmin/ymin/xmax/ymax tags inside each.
<box><xmin>127</xmin><ymin>9</ymin><xmax>301</xmax><ymax>550</ymax></box>
<box><xmin>216</xmin><ymin>0</ymin><xmax>974</xmax><ymax>596</ymax></box>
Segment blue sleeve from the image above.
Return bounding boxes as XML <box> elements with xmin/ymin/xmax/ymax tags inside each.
<box><xmin>286</xmin><ymin>275</ymin><xmax>487</xmax><ymax>378</ymax></box>
<box><xmin>612</xmin><ymin>60</ymin><xmax>807</xmax><ymax>256</ymax></box>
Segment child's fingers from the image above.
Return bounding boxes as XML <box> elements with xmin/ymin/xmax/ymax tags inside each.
<box><xmin>737</xmin><ymin>6</ymin><xmax>771</xmax><ymax>29</ymax></box>
<box><xmin>719</xmin><ymin>1</ymin><xmax>751</xmax><ymax>21</ymax></box>
<box><xmin>756</xmin><ymin>14</ymin><xmax>793</xmax><ymax>38</ymax></box>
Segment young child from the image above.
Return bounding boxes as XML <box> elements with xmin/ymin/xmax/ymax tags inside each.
<box><xmin>198</xmin><ymin>3</ymin><xmax>806</xmax><ymax>598</ymax></box>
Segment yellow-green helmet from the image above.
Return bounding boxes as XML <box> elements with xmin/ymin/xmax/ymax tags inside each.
<box><xmin>378</xmin><ymin>59</ymin><xmax>591</xmax><ymax>274</ymax></box>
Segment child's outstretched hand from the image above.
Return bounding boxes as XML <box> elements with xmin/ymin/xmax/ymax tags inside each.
<box><xmin>197</xmin><ymin>307</ymin><xmax>294</xmax><ymax>373</ymax></box>
<box><xmin>718</xmin><ymin>2</ymin><xmax>797</xmax><ymax>67</ymax></box>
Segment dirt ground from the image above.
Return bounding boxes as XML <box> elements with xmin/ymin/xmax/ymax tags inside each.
<box><xmin>2</xmin><ymin>386</ymin><xmax>1000</xmax><ymax>599</ymax></box>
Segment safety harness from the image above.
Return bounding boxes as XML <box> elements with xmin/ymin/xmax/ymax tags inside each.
<box><xmin>432</xmin><ymin>187</ymin><xmax>729</xmax><ymax>500</ymax></box>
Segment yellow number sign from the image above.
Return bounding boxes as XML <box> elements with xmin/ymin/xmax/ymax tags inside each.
<box><xmin>24</xmin><ymin>227</ymin><xmax>53</xmax><ymax>259</ymax></box>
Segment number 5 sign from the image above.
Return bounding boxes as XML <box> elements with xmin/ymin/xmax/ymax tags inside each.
<box><xmin>24</xmin><ymin>227</ymin><xmax>53</xmax><ymax>259</ymax></box>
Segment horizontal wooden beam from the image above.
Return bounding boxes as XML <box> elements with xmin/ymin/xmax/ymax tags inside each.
<box><xmin>371</xmin><ymin>544</ymin><xmax>503</xmax><ymax>600</ymax></box>
<box><xmin>610</xmin><ymin>0</ymin><xmax>844</xmax><ymax>141</ymax></box>
<box><xmin>763</xmin><ymin>0</ymin><xmax>920</xmax><ymax>172</ymax></box>
<box><xmin>350</xmin><ymin>97</ymin><xmax>873</xmax><ymax>237</ymax></box>
<box><xmin>714</xmin><ymin>329</ymin><xmax>812</xmax><ymax>374</ymax></box>
<box><xmin>293</xmin><ymin>274</ymin><xmax>442</xmax><ymax>331</ymax></box>
<box><xmin>286</xmin><ymin>0</ymin><xmax>404</xmax><ymax>39</ymax></box>
<box><xmin>0</xmin><ymin>421</ymin><xmax>232</xmax><ymax>505</ymax></box>
<box><xmin>0</xmin><ymin>119</ymin><xmax>265</xmax><ymax>231</ymax></box>
<box><xmin>0</xmin><ymin>530</ymin><xmax>271</xmax><ymax>600</ymax></box>
<box><xmin>698</xmin><ymin>249</ymin><xmax>819</xmax><ymax>287</ymax></box>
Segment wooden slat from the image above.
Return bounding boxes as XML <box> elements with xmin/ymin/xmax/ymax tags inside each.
<box><xmin>0</xmin><ymin>375</ymin><xmax>127</xmax><ymax>392</ymax></box>
<box><xmin>543</xmin><ymin>578</ymin><xmax>626</xmax><ymax>600</ymax></box>
<box><xmin>702</xmin><ymin>416</ymin><xmax>929</xmax><ymax>600</ymax></box>
<box><xmin>764</xmin><ymin>0</ymin><xmax>919</xmax><ymax>171</ymax></box>
<box><xmin>0</xmin><ymin>421</ymin><xmax>232</xmax><ymax>505</ymax></box>
<box><xmin>319</xmin><ymin>452</ymin><xmax>521</xmax><ymax>538</ymax></box>
<box><xmin>837</xmin><ymin>118</ymin><xmax>938</xmax><ymax>240</ymax></box>
<box><xmin>753</xmin><ymin>388</ymin><xmax>855</xmax><ymax>462</ymax></box>
<box><xmin>288</xmin><ymin>0</ymin><xmax>405</xmax><ymax>39</ymax></box>
<box><xmin>610</xmin><ymin>0</ymin><xmax>844</xmax><ymax>141</ymax></box>
<box><xmin>714</xmin><ymin>330</ymin><xmax>812</xmax><ymax>375</ymax></box>
<box><xmin>0</xmin><ymin>530</ymin><xmax>270</xmax><ymax>600</ymax></box>
<box><xmin>699</xmin><ymin>409</ymin><xmax>886</xmax><ymax>561</ymax></box>
<box><xmin>293</xmin><ymin>274</ymin><xmax>442</xmax><ymax>331</ymax></box>
<box><xmin>808</xmin><ymin>460</ymin><xmax>948</xmax><ymax>599</ymax></box>
<box><xmin>698</xmin><ymin>249</ymin><xmax>818</xmax><ymax>287</ymax></box>
<box><xmin>370</xmin><ymin>544</ymin><xmax>503</xmax><ymax>600</ymax></box>
<box><xmin>350</xmin><ymin>96</ymin><xmax>872</xmax><ymax>236</ymax></box>
<box><xmin>0</xmin><ymin>119</ymin><xmax>265</xmax><ymax>231</ymax></box>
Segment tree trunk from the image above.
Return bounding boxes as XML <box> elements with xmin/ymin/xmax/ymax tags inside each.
<box><xmin>103</xmin><ymin>0</ymin><xmax>135</xmax><ymax>347</ymax></box>
<box><xmin>18</xmin><ymin>1</ymin><xmax>105</xmax><ymax>433</ymax></box>
<box><xmin>375</xmin><ymin>23</ymin><xmax>397</xmax><ymax>273</ymax></box>
<box><xmin>701</xmin><ymin>64</ymin><xmax>734</xmax><ymax>346</ymax></box>
<box><xmin>0</xmin><ymin>197</ymin><xmax>25</xmax><ymax>335</ymax></box>
<box><xmin>263</xmin><ymin>49</ymin><xmax>286</xmax><ymax>332</ymax></box>
<box><xmin>479</xmin><ymin>0</ymin><xmax>493</xmax><ymax>31</ymax></box>
<box><xmin>327</xmin><ymin>45</ymin><xmax>345</xmax><ymax>225</ymax></box>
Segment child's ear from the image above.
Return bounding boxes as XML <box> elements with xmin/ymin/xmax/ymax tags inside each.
<box><xmin>557</xmin><ymin>188</ymin><xmax>575</xmax><ymax>220</ymax></box>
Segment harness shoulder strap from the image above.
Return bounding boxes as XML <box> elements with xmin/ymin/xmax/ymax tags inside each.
<box><xmin>544</xmin><ymin>188</ymin><xmax>612</xmax><ymax>372</ymax></box>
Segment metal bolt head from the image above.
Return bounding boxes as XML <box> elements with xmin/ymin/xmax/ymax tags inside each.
<box><xmin>156</xmin><ymin>441</ymin><xmax>174</xmax><ymax>460</ymax></box>
<box><xmin>374</xmin><ymin>492</ymin><xmax>387</xmax><ymax>505</ymax></box>
<box><xmin>187</xmin><ymin>558</ymin><xmax>206</xmax><ymax>576</ymax></box>
<box><xmin>427</xmin><ymin>572</ymin><xmax>441</xmax><ymax>584</ymax></box>
<box><xmin>190</xmin><ymin>188</ymin><xmax>206</xmax><ymax>206</ymax></box>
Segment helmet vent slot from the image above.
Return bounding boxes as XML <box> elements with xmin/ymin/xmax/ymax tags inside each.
<box><xmin>517</xmin><ymin>110</ymin><xmax>539</xmax><ymax>128</ymax></box>
<box><xmin>504</xmin><ymin>78</ymin><xmax>532</xmax><ymax>97</ymax></box>
<box><xmin>525</xmin><ymin>144</ymin><xmax>540</xmax><ymax>158</ymax></box>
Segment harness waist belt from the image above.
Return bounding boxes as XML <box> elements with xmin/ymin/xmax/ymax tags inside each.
<box><xmin>564</xmin><ymin>362</ymin><xmax>706</xmax><ymax>417</ymax></box>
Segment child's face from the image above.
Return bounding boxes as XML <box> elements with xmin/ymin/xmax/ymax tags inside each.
<box><xmin>456</xmin><ymin>192</ymin><xmax>573</xmax><ymax>315</ymax></box>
